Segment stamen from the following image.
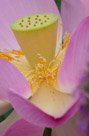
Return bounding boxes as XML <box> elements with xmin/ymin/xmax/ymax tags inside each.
<box><xmin>61</xmin><ymin>32</ymin><xmax>70</xmax><ymax>48</ymax></box>
<box><xmin>0</xmin><ymin>49</ymin><xmax>24</xmax><ymax>61</ymax></box>
<box><xmin>55</xmin><ymin>32</ymin><xmax>70</xmax><ymax>62</ymax></box>
<box><xmin>0</xmin><ymin>51</ymin><xmax>13</xmax><ymax>61</ymax></box>
<box><xmin>58</xmin><ymin>22</ymin><xmax>62</xmax><ymax>41</ymax></box>
<box><xmin>27</xmin><ymin>53</ymin><xmax>60</xmax><ymax>92</ymax></box>
<box><xmin>54</xmin><ymin>47</ymin><xmax>62</xmax><ymax>60</ymax></box>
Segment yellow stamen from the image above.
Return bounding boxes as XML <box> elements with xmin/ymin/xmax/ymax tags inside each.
<box><xmin>60</xmin><ymin>32</ymin><xmax>70</xmax><ymax>49</ymax></box>
<box><xmin>58</xmin><ymin>22</ymin><xmax>62</xmax><ymax>41</ymax></box>
<box><xmin>54</xmin><ymin>47</ymin><xmax>62</xmax><ymax>60</ymax></box>
<box><xmin>4</xmin><ymin>49</ymin><xmax>24</xmax><ymax>56</ymax></box>
<box><xmin>26</xmin><ymin>53</ymin><xmax>60</xmax><ymax>94</ymax></box>
<box><xmin>0</xmin><ymin>49</ymin><xmax>24</xmax><ymax>61</ymax></box>
<box><xmin>0</xmin><ymin>50</ymin><xmax>14</xmax><ymax>61</ymax></box>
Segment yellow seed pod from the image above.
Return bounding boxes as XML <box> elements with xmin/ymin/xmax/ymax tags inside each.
<box><xmin>10</xmin><ymin>12</ymin><xmax>58</xmax><ymax>68</ymax></box>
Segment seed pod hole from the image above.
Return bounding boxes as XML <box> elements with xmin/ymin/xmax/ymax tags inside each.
<box><xmin>19</xmin><ymin>23</ymin><xmax>22</xmax><ymax>25</ymax></box>
<box><xmin>28</xmin><ymin>17</ymin><xmax>31</xmax><ymax>19</ymax></box>
<box><xmin>44</xmin><ymin>20</ymin><xmax>47</xmax><ymax>23</ymax></box>
<box><xmin>28</xmin><ymin>20</ymin><xmax>30</xmax><ymax>22</ymax></box>
<box><xmin>26</xmin><ymin>25</ymin><xmax>28</xmax><ymax>28</ymax></box>
<box><xmin>21</xmin><ymin>20</ymin><xmax>24</xmax><ymax>22</ymax></box>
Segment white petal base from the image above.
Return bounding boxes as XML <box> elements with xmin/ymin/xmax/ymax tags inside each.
<box><xmin>30</xmin><ymin>82</ymin><xmax>75</xmax><ymax>118</ymax></box>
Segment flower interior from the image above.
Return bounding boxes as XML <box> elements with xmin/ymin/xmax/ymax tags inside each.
<box><xmin>0</xmin><ymin>13</ymin><xmax>70</xmax><ymax>96</ymax></box>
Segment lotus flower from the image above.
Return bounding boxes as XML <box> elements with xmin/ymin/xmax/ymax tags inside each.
<box><xmin>0</xmin><ymin>0</ymin><xmax>89</xmax><ymax>136</ymax></box>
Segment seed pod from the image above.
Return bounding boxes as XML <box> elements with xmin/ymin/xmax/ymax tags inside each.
<box><xmin>10</xmin><ymin>12</ymin><xmax>58</xmax><ymax>68</ymax></box>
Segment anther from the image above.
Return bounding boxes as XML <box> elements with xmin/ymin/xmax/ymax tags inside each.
<box><xmin>39</xmin><ymin>19</ymin><xmax>41</xmax><ymax>21</ymax></box>
<box><xmin>21</xmin><ymin>25</ymin><xmax>23</xmax><ymax>27</ymax></box>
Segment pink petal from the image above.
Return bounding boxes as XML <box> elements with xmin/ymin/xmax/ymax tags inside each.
<box><xmin>0</xmin><ymin>0</ymin><xmax>60</xmax><ymax>49</ymax></box>
<box><xmin>81</xmin><ymin>0</ymin><xmax>89</xmax><ymax>16</ymax></box>
<box><xmin>0</xmin><ymin>101</ymin><xmax>12</xmax><ymax>115</ymax></box>
<box><xmin>61</xmin><ymin>0</ymin><xmax>84</xmax><ymax>34</ymax></box>
<box><xmin>0</xmin><ymin>58</ymin><xmax>31</xmax><ymax>100</ymax></box>
<box><xmin>0</xmin><ymin>111</ymin><xmax>21</xmax><ymax>136</ymax></box>
<box><xmin>52</xmin><ymin>113</ymin><xmax>85</xmax><ymax>136</ymax></box>
<box><xmin>2</xmin><ymin>119</ymin><xmax>44</xmax><ymax>136</ymax></box>
<box><xmin>8</xmin><ymin>88</ymin><xmax>80</xmax><ymax>128</ymax></box>
<box><xmin>58</xmin><ymin>16</ymin><xmax>89</xmax><ymax>93</ymax></box>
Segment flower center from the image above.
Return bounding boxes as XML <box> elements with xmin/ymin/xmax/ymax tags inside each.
<box><xmin>0</xmin><ymin>12</ymin><xmax>70</xmax><ymax>95</ymax></box>
<box><xmin>0</xmin><ymin>32</ymin><xmax>69</xmax><ymax>95</ymax></box>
